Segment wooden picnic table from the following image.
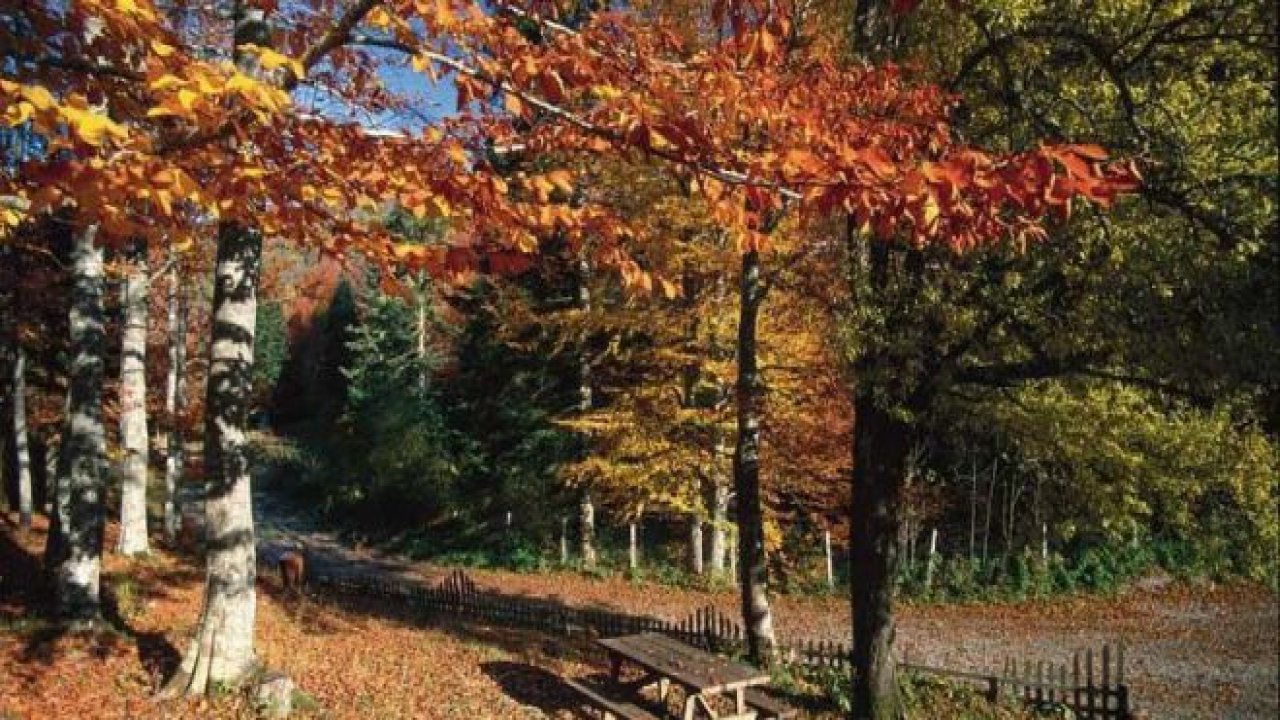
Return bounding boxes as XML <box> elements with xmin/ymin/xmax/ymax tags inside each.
<box><xmin>597</xmin><ymin>632</ymin><xmax>771</xmax><ymax>720</ymax></box>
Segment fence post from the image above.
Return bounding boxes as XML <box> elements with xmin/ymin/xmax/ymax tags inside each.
<box><xmin>986</xmin><ymin>676</ymin><xmax>999</xmax><ymax>703</ymax></box>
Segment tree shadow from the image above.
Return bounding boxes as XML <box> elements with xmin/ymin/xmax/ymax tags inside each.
<box><xmin>479</xmin><ymin>660</ymin><xmax>584</xmax><ymax>715</ymax></box>
<box><xmin>0</xmin><ymin>526</ymin><xmax>183</xmax><ymax>684</ymax></box>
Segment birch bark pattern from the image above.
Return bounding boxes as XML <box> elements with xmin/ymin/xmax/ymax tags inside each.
<box><xmin>44</xmin><ymin>392</ymin><xmax>72</xmax><ymax>569</ymax></box>
<box><xmin>576</xmin><ymin>259</ymin><xmax>597</xmax><ymax>569</ymax></box>
<box><xmin>734</xmin><ymin>249</ymin><xmax>776</xmax><ymax>662</ymax></box>
<box><xmin>164</xmin><ymin>270</ymin><xmax>188</xmax><ymax>539</ymax></box>
<box><xmin>708</xmin><ymin>440</ymin><xmax>730</xmax><ymax>575</ymax></box>
<box><xmin>579</xmin><ymin>491</ymin><xmax>596</xmax><ymax>569</ymax></box>
<box><xmin>55</xmin><ymin>225</ymin><xmax>107</xmax><ymax>620</ymax></box>
<box><xmin>116</xmin><ymin>248</ymin><xmax>150</xmax><ymax>555</ymax></box>
<box><xmin>169</xmin><ymin>222</ymin><xmax>261</xmax><ymax>694</ymax></box>
<box><xmin>12</xmin><ymin>345</ymin><xmax>33</xmax><ymax>529</ymax></box>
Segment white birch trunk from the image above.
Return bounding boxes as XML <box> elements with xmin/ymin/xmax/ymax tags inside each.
<box><xmin>163</xmin><ymin>271</ymin><xmax>188</xmax><ymax>540</ymax></box>
<box><xmin>559</xmin><ymin>517</ymin><xmax>569</xmax><ymax>565</ymax></box>
<box><xmin>628</xmin><ymin>521</ymin><xmax>638</xmax><ymax>570</ymax></box>
<box><xmin>689</xmin><ymin>514</ymin><xmax>704</xmax><ymax>575</ymax></box>
<box><xmin>708</xmin><ymin>449</ymin><xmax>730</xmax><ymax>575</ymax></box>
<box><xmin>116</xmin><ymin>249</ymin><xmax>150</xmax><ymax>555</ymax></box>
<box><xmin>824</xmin><ymin>530</ymin><xmax>835</xmax><ymax>587</ymax></box>
<box><xmin>55</xmin><ymin>225</ymin><xmax>107</xmax><ymax>620</ymax></box>
<box><xmin>924</xmin><ymin>528</ymin><xmax>938</xmax><ymax>590</ymax></box>
<box><xmin>579</xmin><ymin>491</ymin><xmax>596</xmax><ymax>569</ymax></box>
<box><xmin>12</xmin><ymin>345</ymin><xmax>33</xmax><ymax>529</ymax></box>
<box><xmin>168</xmin><ymin>222</ymin><xmax>261</xmax><ymax>695</ymax></box>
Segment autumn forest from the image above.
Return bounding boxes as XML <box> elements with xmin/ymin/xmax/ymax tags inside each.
<box><xmin>0</xmin><ymin>0</ymin><xmax>1276</xmax><ymax>719</ymax></box>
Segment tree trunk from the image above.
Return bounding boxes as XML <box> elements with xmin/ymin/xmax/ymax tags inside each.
<box><xmin>579</xmin><ymin>491</ymin><xmax>596</xmax><ymax>569</ymax></box>
<box><xmin>824</xmin><ymin>530</ymin><xmax>835</xmax><ymax>587</ymax></box>
<box><xmin>560</xmin><ymin>517</ymin><xmax>569</xmax><ymax>565</ymax></box>
<box><xmin>689</xmin><ymin>514</ymin><xmax>704</xmax><ymax>575</ymax></box>
<box><xmin>44</xmin><ymin>392</ymin><xmax>72</xmax><ymax>570</ymax></box>
<box><xmin>163</xmin><ymin>271</ymin><xmax>188</xmax><ymax>540</ymax></box>
<box><xmin>415</xmin><ymin>272</ymin><xmax>429</xmax><ymax>392</ymax></box>
<box><xmin>168</xmin><ymin>222</ymin><xmax>261</xmax><ymax>695</ymax></box>
<box><xmin>53</xmin><ymin>225</ymin><xmax>107</xmax><ymax>621</ymax></box>
<box><xmin>709</xmin><ymin>448</ymin><xmax>730</xmax><ymax>575</ymax></box>
<box><xmin>575</xmin><ymin>258</ymin><xmax>597</xmax><ymax>570</ymax></box>
<box><xmin>734</xmin><ymin>249</ymin><xmax>775</xmax><ymax>663</ymax></box>
<box><xmin>12</xmin><ymin>345</ymin><xmax>33</xmax><ymax>529</ymax></box>
<box><xmin>116</xmin><ymin>246</ymin><xmax>150</xmax><ymax>555</ymax></box>
<box><xmin>850</xmin><ymin>395</ymin><xmax>912</xmax><ymax>720</ymax></box>
<box><xmin>628</xmin><ymin>521</ymin><xmax>638</xmax><ymax>570</ymax></box>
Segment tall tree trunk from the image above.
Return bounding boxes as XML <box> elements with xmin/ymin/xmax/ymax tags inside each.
<box><xmin>116</xmin><ymin>245</ymin><xmax>150</xmax><ymax>555</ymax></box>
<box><xmin>628</xmin><ymin>521</ymin><xmax>638</xmax><ymax>570</ymax></box>
<box><xmin>12</xmin><ymin>344</ymin><xmax>33</xmax><ymax>529</ymax></box>
<box><xmin>163</xmin><ymin>270</ymin><xmax>188</xmax><ymax>540</ymax></box>
<box><xmin>415</xmin><ymin>272</ymin><xmax>429</xmax><ymax>392</ymax></box>
<box><xmin>576</xmin><ymin>259</ymin><xmax>597</xmax><ymax>569</ymax></box>
<box><xmin>689</xmin><ymin>514</ymin><xmax>704</xmax><ymax>575</ymax></box>
<box><xmin>734</xmin><ymin>249</ymin><xmax>775</xmax><ymax>663</ymax></box>
<box><xmin>709</xmin><ymin>473</ymin><xmax>730</xmax><ymax>575</ymax></box>
<box><xmin>168</xmin><ymin>222</ymin><xmax>261</xmax><ymax>695</ymax></box>
<box><xmin>579</xmin><ymin>491</ymin><xmax>596</xmax><ymax>568</ymax></box>
<box><xmin>849</xmin><ymin>395</ymin><xmax>911</xmax><ymax>720</ymax></box>
<box><xmin>44</xmin><ymin>392</ymin><xmax>71</xmax><ymax>569</ymax></box>
<box><xmin>53</xmin><ymin>225</ymin><xmax>107</xmax><ymax>621</ymax></box>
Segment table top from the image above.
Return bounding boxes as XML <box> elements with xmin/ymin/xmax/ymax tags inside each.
<box><xmin>598</xmin><ymin>632</ymin><xmax>770</xmax><ymax>695</ymax></box>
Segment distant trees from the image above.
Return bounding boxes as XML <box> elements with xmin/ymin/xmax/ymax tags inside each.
<box><xmin>2</xmin><ymin>1</ymin><xmax>1270</xmax><ymax>714</ymax></box>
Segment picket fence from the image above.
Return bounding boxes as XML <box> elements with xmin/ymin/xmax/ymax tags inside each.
<box><xmin>288</xmin><ymin>562</ymin><xmax>1134</xmax><ymax>719</ymax></box>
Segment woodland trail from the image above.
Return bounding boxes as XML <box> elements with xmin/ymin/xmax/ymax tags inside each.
<box><xmin>253</xmin><ymin>489</ymin><xmax>1278</xmax><ymax>720</ymax></box>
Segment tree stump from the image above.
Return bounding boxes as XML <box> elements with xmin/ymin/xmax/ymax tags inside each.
<box><xmin>253</xmin><ymin>670</ymin><xmax>295</xmax><ymax>719</ymax></box>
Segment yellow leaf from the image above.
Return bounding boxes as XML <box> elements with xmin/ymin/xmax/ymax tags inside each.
<box><xmin>21</xmin><ymin>85</ymin><xmax>56</xmax><ymax>112</ymax></box>
<box><xmin>247</xmin><ymin>46</ymin><xmax>305</xmax><ymax>79</ymax></box>
<box><xmin>151</xmin><ymin>40</ymin><xmax>176</xmax><ymax>57</ymax></box>
<box><xmin>922</xmin><ymin>194</ymin><xmax>940</xmax><ymax>229</ymax></box>
<box><xmin>177</xmin><ymin>88</ymin><xmax>199</xmax><ymax>111</ymax></box>
<box><xmin>4</xmin><ymin>102</ymin><xmax>33</xmax><ymax>126</ymax></box>
<box><xmin>503</xmin><ymin>93</ymin><xmax>524</xmax><ymax>117</ymax></box>
<box><xmin>63</xmin><ymin>107</ymin><xmax>128</xmax><ymax>146</ymax></box>
<box><xmin>150</xmin><ymin>74</ymin><xmax>186</xmax><ymax>91</ymax></box>
<box><xmin>367</xmin><ymin>7</ymin><xmax>394</xmax><ymax>28</ymax></box>
<box><xmin>593</xmin><ymin>84</ymin><xmax>622</xmax><ymax>100</ymax></box>
<box><xmin>1</xmin><ymin>207</ymin><xmax>24</xmax><ymax>228</ymax></box>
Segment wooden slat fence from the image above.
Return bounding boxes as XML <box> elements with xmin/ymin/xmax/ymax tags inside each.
<box><xmin>270</xmin><ymin>560</ymin><xmax>1133</xmax><ymax>719</ymax></box>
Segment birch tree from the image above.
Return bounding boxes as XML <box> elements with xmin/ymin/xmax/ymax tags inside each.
<box><xmin>52</xmin><ymin>225</ymin><xmax>107</xmax><ymax>621</ymax></box>
<box><xmin>11</xmin><ymin>343</ymin><xmax>33</xmax><ymax>529</ymax></box>
<box><xmin>116</xmin><ymin>243</ymin><xmax>150</xmax><ymax>555</ymax></box>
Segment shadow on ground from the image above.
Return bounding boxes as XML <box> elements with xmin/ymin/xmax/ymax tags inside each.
<box><xmin>479</xmin><ymin>660</ymin><xmax>584</xmax><ymax>715</ymax></box>
<box><xmin>0</xmin><ymin>524</ymin><xmax>183</xmax><ymax>683</ymax></box>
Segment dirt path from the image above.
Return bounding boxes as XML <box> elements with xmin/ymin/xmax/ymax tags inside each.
<box><xmin>254</xmin><ymin>490</ymin><xmax>1278</xmax><ymax>719</ymax></box>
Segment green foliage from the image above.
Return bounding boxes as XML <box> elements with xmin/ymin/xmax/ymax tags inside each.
<box><xmin>252</xmin><ymin>300</ymin><xmax>287</xmax><ymax>406</ymax></box>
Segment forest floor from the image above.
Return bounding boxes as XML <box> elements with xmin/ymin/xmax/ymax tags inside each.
<box><xmin>253</xmin><ymin>489</ymin><xmax>1279</xmax><ymax>720</ymax></box>
<box><xmin>1</xmin><ymin>495</ymin><xmax>1275</xmax><ymax>719</ymax></box>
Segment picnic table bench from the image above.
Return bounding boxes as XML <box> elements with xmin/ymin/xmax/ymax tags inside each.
<box><xmin>564</xmin><ymin>632</ymin><xmax>795</xmax><ymax>720</ymax></box>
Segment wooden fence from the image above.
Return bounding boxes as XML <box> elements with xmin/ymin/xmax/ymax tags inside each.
<box><xmin>289</xmin><ymin>563</ymin><xmax>1134</xmax><ymax>719</ymax></box>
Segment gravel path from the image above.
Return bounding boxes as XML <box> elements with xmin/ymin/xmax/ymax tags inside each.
<box><xmin>254</xmin><ymin>489</ymin><xmax>1278</xmax><ymax>719</ymax></box>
